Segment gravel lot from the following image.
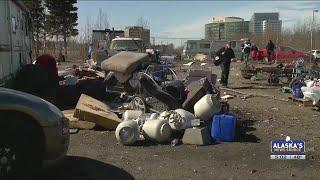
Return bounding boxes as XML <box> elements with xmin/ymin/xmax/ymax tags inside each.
<box><xmin>44</xmin><ymin>61</ymin><xmax>320</xmax><ymax>180</ymax></box>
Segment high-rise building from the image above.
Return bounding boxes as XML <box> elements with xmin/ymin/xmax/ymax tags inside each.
<box><xmin>249</xmin><ymin>13</ymin><xmax>282</xmax><ymax>34</ymax></box>
<box><xmin>205</xmin><ymin>17</ymin><xmax>249</xmax><ymax>40</ymax></box>
<box><xmin>124</xmin><ymin>26</ymin><xmax>150</xmax><ymax>46</ymax></box>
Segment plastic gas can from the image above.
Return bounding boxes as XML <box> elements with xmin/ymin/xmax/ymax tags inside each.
<box><xmin>211</xmin><ymin>113</ymin><xmax>237</xmax><ymax>142</ymax></box>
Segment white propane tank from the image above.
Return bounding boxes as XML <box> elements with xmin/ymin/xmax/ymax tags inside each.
<box><xmin>115</xmin><ymin>120</ymin><xmax>140</xmax><ymax>145</ymax></box>
<box><xmin>168</xmin><ymin>109</ymin><xmax>196</xmax><ymax>130</ymax></box>
<box><xmin>194</xmin><ymin>94</ymin><xmax>221</xmax><ymax>121</ymax></box>
<box><xmin>122</xmin><ymin>110</ymin><xmax>143</xmax><ymax>121</ymax></box>
<box><xmin>175</xmin><ymin>109</ymin><xmax>195</xmax><ymax>121</ymax></box>
<box><xmin>142</xmin><ymin>119</ymin><xmax>172</xmax><ymax>143</ymax></box>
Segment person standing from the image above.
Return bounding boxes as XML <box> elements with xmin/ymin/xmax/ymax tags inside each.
<box><xmin>240</xmin><ymin>43</ymin><xmax>245</xmax><ymax>61</ymax></box>
<box><xmin>215</xmin><ymin>42</ymin><xmax>235</xmax><ymax>87</ymax></box>
<box><xmin>88</xmin><ymin>41</ymin><xmax>93</xmax><ymax>60</ymax></box>
<box><xmin>266</xmin><ymin>40</ymin><xmax>275</xmax><ymax>62</ymax></box>
<box><xmin>243</xmin><ymin>39</ymin><xmax>252</xmax><ymax>62</ymax></box>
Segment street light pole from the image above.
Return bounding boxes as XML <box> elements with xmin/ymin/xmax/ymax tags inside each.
<box><xmin>311</xmin><ymin>9</ymin><xmax>318</xmax><ymax>63</ymax></box>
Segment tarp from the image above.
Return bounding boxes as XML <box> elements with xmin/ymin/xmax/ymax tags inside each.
<box><xmin>101</xmin><ymin>51</ymin><xmax>149</xmax><ymax>75</ymax></box>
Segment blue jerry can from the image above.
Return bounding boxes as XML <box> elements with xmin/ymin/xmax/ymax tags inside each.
<box><xmin>211</xmin><ymin>113</ymin><xmax>237</xmax><ymax>142</ymax></box>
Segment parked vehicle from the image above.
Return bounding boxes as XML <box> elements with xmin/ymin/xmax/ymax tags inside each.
<box><xmin>109</xmin><ymin>38</ymin><xmax>145</xmax><ymax>56</ymax></box>
<box><xmin>182</xmin><ymin>39</ymin><xmax>243</xmax><ymax>60</ymax></box>
<box><xmin>0</xmin><ymin>88</ymin><xmax>69</xmax><ymax>179</ymax></box>
<box><xmin>96</xmin><ymin>38</ymin><xmax>146</xmax><ymax>66</ymax></box>
<box><xmin>0</xmin><ymin>0</ymin><xmax>33</xmax><ymax>87</ymax></box>
<box><xmin>261</xmin><ymin>46</ymin><xmax>312</xmax><ymax>64</ymax></box>
<box><xmin>308</xmin><ymin>50</ymin><xmax>320</xmax><ymax>60</ymax></box>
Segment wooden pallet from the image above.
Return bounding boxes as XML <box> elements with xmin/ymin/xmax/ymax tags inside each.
<box><xmin>288</xmin><ymin>96</ymin><xmax>314</xmax><ymax>107</ymax></box>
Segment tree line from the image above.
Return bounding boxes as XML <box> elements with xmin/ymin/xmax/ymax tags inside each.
<box><xmin>23</xmin><ymin>0</ymin><xmax>78</xmax><ymax>59</ymax></box>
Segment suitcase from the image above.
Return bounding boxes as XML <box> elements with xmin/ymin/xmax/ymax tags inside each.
<box><xmin>211</xmin><ymin>113</ymin><xmax>237</xmax><ymax>142</ymax></box>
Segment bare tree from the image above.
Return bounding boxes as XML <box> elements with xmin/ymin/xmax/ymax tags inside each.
<box><xmin>85</xmin><ymin>16</ymin><xmax>93</xmax><ymax>43</ymax></box>
<box><xmin>94</xmin><ymin>8</ymin><xmax>110</xmax><ymax>30</ymax></box>
<box><xmin>136</xmin><ymin>17</ymin><xmax>150</xmax><ymax>29</ymax></box>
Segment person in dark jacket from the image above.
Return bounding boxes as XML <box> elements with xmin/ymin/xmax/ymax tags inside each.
<box><xmin>266</xmin><ymin>40</ymin><xmax>275</xmax><ymax>62</ymax></box>
<box><xmin>215</xmin><ymin>42</ymin><xmax>235</xmax><ymax>87</ymax></box>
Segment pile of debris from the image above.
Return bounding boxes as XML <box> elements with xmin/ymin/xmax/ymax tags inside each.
<box><xmin>60</xmin><ymin>51</ymin><xmax>239</xmax><ymax>146</ymax></box>
<box><xmin>61</xmin><ymin>53</ymin><xmax>237</xmax><ymax>146</ymax></box>
<box><xmin>115</xmin><ymin>93</ymin><xmax>226</xmax><ymax>146</ymax></box>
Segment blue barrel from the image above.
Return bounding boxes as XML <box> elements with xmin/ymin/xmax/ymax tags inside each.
<box><xmin>292</xmin><ymin>83</ymin><xmax>304</xmax><ymax>99</ymax></box>
<box><xmin>211</xmin><ymin>113</ymin><xmax>237</xmax><ymax>142</ymax></box>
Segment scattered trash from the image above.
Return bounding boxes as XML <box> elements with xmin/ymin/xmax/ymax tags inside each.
<box><xmin>115</xmin><ymin>120</ymin><xmax>140</xmax><ymax>145</ymax></box>
<box><xmin>171</xmin><ymin>138</ymin><xmax>180</xmax><ymax>146</ymax></box>
<box><xmin>74</xmin><ymin>94</ymin><xmax>121</xmax><ymax>130</ymax></box>
<box><xmin>69</xmin><ymin>128</ymin><xmax>79</xmax><ymax>134</ymax></box>
<box><xmin>70</xmin><ymin>120</ymin><xmax>96</xmax><ymax>130</ymax></box>
<box><xmin>161</xmin><ymin>109</ymin><xmax>199</xmax><ymax>130</ymax></box>
<box><xmin>123</xmin><ymin>110</ymin><xmax>143</xmax><ymax>121</ymax></box>
<box><xmin>194</xmin><ymin>94</ymin><xmax>221</xmax><ymax>121</ymax></box>
<box><xmin>250</xmin><ymin>169</ymin><xmax>257</xmax><ymax>174</ymax></box>
<box><xmin>271</xmin><ymin>107</ymin><xmax>279</xmax><ymax>111</ymax></box>
<box><xmin>200</xmin><ymin>63</ymin><xmax>207</xmax><ymax>66</ymax></box>
<box><xmin>221</xmin><ymin>95</ymin><xmax>234</xmax><ymax>100</ymax></box>
<box><xmin>101</xmin><ymin>51</ymin><xmax>148</xmax><ymax>75</ymax></box>
<box><xmin>250</xmin><ymin>76</ymin><xmax>258</xmax><ymax>81</ymax></box>
<box><xmin>64</xmin><ymin>75</ymin><xmax>78</xmax><ymax>85</ymax></box>
<box><xmin>193</xmin><ymin>53</ymin><xmax>208</xmax><ymax>62</ymax></box>
<box><xmin>292</xmin><ymin>82</ymin><xmax>305</xmax><ymax>99</ymax></box>
<box><xmin>183</xmin><ymin>77</ymin><xmax>213</xmax><ymax>112</ymax></box>
<box><xmin>142</xmin><ymin>119</ymin><xmax>172</xmax><ymax>143</ymax></box>
<box><xmin>301</xmin><ymin>80</ymin><xmax>320</xmax><ymax>105</ymax></box>
<box><xmin>183</xmin><ymin>62</ymin><xmax>194</xmax><ymax>66</ymax></box>
<box><xmin>211</xmin><ymin>113</ymin><xmax>237</xmax><ymax>142</ymax></box>
<box><xmin>182</xmin><ymin>127</ymin><xmax>212</xmax><ymax>145</ymax></box>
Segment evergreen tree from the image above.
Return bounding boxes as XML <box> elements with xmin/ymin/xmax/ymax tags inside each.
<box><xmin>45</xmin><ymin>0</ymin><xmax>78</xmax><ymax>59</ymax></box>
<box><xmin>23</xmin><ymin>0</ymin><xmax>45</xmax><ymax>57</ymax></box>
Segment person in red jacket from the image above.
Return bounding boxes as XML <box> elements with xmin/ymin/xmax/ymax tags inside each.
<box><xmin>35</xmin><ymin>54</ymin><xmax>58</xmax><ymax>78</ymax></box>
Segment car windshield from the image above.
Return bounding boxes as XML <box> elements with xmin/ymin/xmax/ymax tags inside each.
<box><xmin>110</xmin><ymin>40</ymin><xmax>143</xmax><ymax>51</ymax></box>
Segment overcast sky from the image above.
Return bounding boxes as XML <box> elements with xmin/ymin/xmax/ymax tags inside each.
<box><xmin>77</xmin><ymin>1</ymin><xmax>320</xmax><ymax>45</ymax></box>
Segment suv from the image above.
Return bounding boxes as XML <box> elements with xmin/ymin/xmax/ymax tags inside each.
<box><xmin>0</xmin><ymin>88</ymin><xmax>69</xmax><ymax>179</ymax></box>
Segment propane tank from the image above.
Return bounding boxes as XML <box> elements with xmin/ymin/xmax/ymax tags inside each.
<box><xmin>194</xmin><ymin>94</ymin><xmax>221</xmax><ymax>121</ymax></box>
<box><xmin>122</xmin><ymin>110</ymin><xmax>143</xmax><ymax>121</ymax></box>
<box><xmin>115</xmin><ymin>120</ymin><xmax>140</xmax><ymax>145</ymax></box>
<box><xmin>142</xmin><ymin>119</ymin><xmax>172</xmax><ymax>143</ymax></box>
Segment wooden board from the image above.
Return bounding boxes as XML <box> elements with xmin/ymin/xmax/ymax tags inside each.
<box><xmin>288</xmin><ymin>96</ymin><xmax>314</xmax><ymax>107</ymax></box>
<box><xmin>74</xmin><ymin>94</ymin><xmax>121</xmax><ymax>130</ymax></box>
<box><xmin>69</xmin><ymin>120</ymin><xmax>96</xmax><ymax>130</ymax></box>
<box><xmin>63</xmin><ymin>109</ymin><xmax>96</xmax><ymax>130</ymax></box>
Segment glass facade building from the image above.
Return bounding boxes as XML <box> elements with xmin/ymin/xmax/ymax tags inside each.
<box><xmin>205</xmin><ymin>21</ymin><xmax>250</xmax><ymax>40</ymax></box>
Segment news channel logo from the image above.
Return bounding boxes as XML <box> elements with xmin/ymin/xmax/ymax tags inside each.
<box><xmin>270</xmin><ymin>136</ymin><xmax>305</xmax><ymax>160</ymax></box>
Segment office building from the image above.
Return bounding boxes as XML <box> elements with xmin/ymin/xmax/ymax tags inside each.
<box><xmin>249</xmin><ymin>13</ymin><xmax>282</xmax><ymax>34</ymax></box>
<box><xmin>205</xmin><ymin>17</ymin><xmax>250</xmax><ymax>40</ymax></box>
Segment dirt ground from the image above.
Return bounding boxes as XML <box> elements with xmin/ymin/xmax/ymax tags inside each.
<box><xmin>46</xmin><ymin>61</ymin><xmax>320</xmax><ymax>180</ymax></box>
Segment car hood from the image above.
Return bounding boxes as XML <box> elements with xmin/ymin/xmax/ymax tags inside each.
<box><xmin>0</xmin><ymin>88</ymin><xmax>63</xmax><ymax>126</ymax></box>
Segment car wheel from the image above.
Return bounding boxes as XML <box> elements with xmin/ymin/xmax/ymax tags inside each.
<box><xmin>0</xmin><ymin>113</ymin><xmax>43</xmax><ymax>180</ymax></box>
